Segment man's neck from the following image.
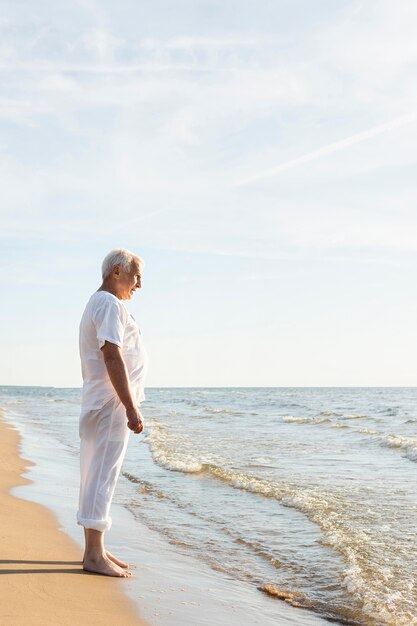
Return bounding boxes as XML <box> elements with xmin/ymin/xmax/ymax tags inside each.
<box><xmin>97</xmin><ymin>282</ymin><xmax>120</xmax><ymax>299</ymax></box>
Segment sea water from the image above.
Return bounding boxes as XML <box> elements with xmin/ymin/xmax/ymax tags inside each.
<box><xmin>1</xmin><ymin>386</ymin><xmax>416</xmax><ymax>626</ymax></box>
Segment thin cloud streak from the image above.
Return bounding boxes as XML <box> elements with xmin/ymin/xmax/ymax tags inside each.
<box><xmin>233</xmin><ymin>111</ymin><xmax>417</xmax><ymax>187</ymax></box>
<box><xmin>139</xmin><ymin>36</ymin><xmax>284</xmax><ymax>49</ymax></box>
<box><xmin>0</xmin><ymin>62</ymin><xmax>253</xmax><ymax>74</ymax></box>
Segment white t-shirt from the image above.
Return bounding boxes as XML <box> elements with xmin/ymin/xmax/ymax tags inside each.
<box><xmin>79</xmin><ymin>291</ymin><xmax>148</xmax><ymax>412</ymax></box>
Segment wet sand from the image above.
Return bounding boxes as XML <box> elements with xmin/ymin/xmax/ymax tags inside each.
<box><xmin>0</xmin><ymin>413</ymin><xmax>149</xmax><ymax>626</ymax></box>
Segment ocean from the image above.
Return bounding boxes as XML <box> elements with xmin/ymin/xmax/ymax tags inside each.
<box><xmin>1</xmin><ymin>386</ymin><xmax>416</xmax><ymax>626</ymax></box>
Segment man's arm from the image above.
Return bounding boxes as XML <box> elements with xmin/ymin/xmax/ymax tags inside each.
<box><xmin>101</xmin><ymin>341</ymin><xmax>143</xmax><ymax>434</ymax></box>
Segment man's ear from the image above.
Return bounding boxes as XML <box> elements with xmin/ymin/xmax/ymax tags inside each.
<box><xmin>113</xmin><ymin>264</ymin><xmax>121</xmax><ymax>278</ymax></box>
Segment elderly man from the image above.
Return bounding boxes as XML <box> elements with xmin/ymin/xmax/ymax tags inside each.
<box><xmin>77</xmin><ymin>248</ymin><xmax>148</xmax><ymax>577</ymax></box>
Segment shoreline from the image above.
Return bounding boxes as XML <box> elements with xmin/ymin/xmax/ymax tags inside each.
<box><xmin>0</xmin><ymin>412</ymin><xmax>149</xmax><ymax>626</ymax></box>
<box><xmin>1</xmin><ymin>396</ymin><xmax>337</xmax><ymax>626</ymax></box>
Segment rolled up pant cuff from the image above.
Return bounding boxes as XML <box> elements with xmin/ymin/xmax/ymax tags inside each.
<box><xmin>76</xmin><ymin>513</ymin><xmax>112</xmax><ymax>532</ymax></box>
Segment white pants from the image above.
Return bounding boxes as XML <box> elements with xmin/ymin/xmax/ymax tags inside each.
<box><xmin>77</xmin><ymin>396</ymin><xmax>130</xmax><ymax>532</ymax></box>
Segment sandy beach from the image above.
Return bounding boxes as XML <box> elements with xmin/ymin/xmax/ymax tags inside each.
<box><xmin>0</xmin><ymin>413</ymin><xmax>149</xmax><ymax>626</ymax></box>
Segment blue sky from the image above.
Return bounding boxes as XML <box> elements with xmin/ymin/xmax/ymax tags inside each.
<box><xmin>1</xmin><ymin>0</ymin><xmax>417</xmax><ymax>387</ymax></box>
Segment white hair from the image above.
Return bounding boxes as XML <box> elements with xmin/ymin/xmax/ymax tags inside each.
<box><xmin>101</xmin><ymin>248</ymin><xmax>144</xmax><ymax>280</ymax></box>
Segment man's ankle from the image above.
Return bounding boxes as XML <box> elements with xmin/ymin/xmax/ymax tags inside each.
<box><xmin>84</xmin><ymin>549</ymin><xmax>106</xmax><ymax>561</ymax></box>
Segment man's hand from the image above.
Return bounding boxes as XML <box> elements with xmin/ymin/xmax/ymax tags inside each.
<box><xmin>126</xmin><ymin>406</ymin><xmax>144</xmax><ymax>434</ymax></box>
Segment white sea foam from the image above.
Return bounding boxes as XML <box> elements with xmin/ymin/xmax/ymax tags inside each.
<box><xmin>283</xmin><ymin>415</ymin><xmax>330</xmax><ymax>425</ymax></box>
<box><xmin>357</xmin><ymin>428</ymin><xmax>380</xmax><ymax>435</ymax></box>
<box><xmin>203</xmin><ymin>406</ymin><xmax>244</xmax><ymax>415</ymax></box>
<box><xmin>146</xmin><ymin>420</ymin><xmax>203</xmax><ymax>473</ymax></box>
<box><xmin>204</xmin><ymin>467</ymin><xmax>416</xmax><ymax>624</ymax></box>
<box><xmin>381</xmin><ymin>434</ymin><xmax>417</xmax><ymax>462</ymax></box>
<box><xmin>252</xmin><ymin>456</ymin><xmax>273</xmax><ymax>465</ymax></box>
<box><xmin>142</xmin><ymin>398</ymin><xmax>417</xmax><ymax>624</ymax></box>
<box><xmin>340</xmin><ymin>414</ymin><xmax>367</xmax><ymax>420</ymax></box>
<box><xmin>146</xmin><ymin>416</ymin><xmax>416</xmax><ymax>623</ymax></box>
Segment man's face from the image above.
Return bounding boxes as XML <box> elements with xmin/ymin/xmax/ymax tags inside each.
<box><xmin>115</xmin><ymin>262</ymin><xmax>142</xmax><ymax>300</ymax></box>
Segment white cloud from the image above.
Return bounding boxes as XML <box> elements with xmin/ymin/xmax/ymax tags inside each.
<box><xmin>140</xmin><ymin>36</ymin><xmax>262</xmax><ymax>49</ymax></box>
<box><xmin>275</xmin><ymin>205</ymin><xmax>417</xmax><ymax>252</ymax></box>
<box><xmin>0</xmin><ymin>97</ymin><xmax>47</xmax><ymax>126</ymax></box>
<box><xmin>317</xmin><ymin>0</ymin><xmax>417</xmax><ymax>82</ymax></box>
<box><xmin>82</xmin><ymin>29</ymin><xmax>123</xmax><ymax>62</ymax></box>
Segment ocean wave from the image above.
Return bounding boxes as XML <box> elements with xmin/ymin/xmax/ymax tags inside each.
<box><xmin>380</xmin><ymin>434</ymin><xmax>417</xmax><ymax>462</ymax></box>
<box><xmin>203</xmin><ymin>406</ymin><xmax>245</xmax><ymax>416</ymax></box>
<box><xmin>248</xmin><ymin>456</ymin><xmax>273</xmax><ymax>465</ymax></box>
<box><xmin>283</xmin><ymin>415</ymin><xmax>330</xmax><ymax>425</ymax></box>
<box><xmin>144</xmin><ymin>420</ymin><xmax>416</xmax><ymax>623</ymax></box>
<box><xmin>260</xmin><ymin>584</ymin><xmax>307</xmax><ymax>604</ymax></box>
<box><xmin>145</xmin><ymin>421</ymin><xmax>203</xmax><ymax>473</ymax></box>
<box><xmin>122</xmin><ymin>473</ymin><xmax>168</xmax><ymax>499</ymax></box>
<box><xmin>319</xmin><ymin>411</ymin><xmax>367</xmax><ymax>420</ymax></box>
<box><xmin>347</xmin><ymin>429</ymin><xmax>417</xmax><ymax>463</ymax></box>
<box><xmin>283</xmin><ymin>414</ymin><xmax>363</xmax><ymax>426</ymax></box>
<box><xmin>357</xmin><ymin>428</ymin><xmax>380</xmax><ymax>435</ymax></box>
<box><xmin>259</xmin><ymin>585</ymin><xmax>358</xmax><ymax>624</ymax></box>
<box><xmin>205</xmin><ymin>467</ymin><xmax>416</xmax><ymax>624</ymax></box>
<box><xmin>340</xmin><ymin>414</ymin><xmax>367</xmax><ymax>420</ymax></box>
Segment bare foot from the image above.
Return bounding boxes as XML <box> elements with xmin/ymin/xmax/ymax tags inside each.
<box><xmin>83</xmin><ymin>554</ymin><xmax>131</xmax><ymax>578</ymax></box>
<box><xmin>83</xmin><ymin>551</ymin><xmax>131</xmax><ymax>569</ymax></box>
<box><xmin>106</xmin><ymin>551</ymin><xmax>130</xmax><ymax>569</ymax></box>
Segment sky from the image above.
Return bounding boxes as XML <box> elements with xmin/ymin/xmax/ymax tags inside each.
<box><xmin>1</xmin><ymin>0</ymin><xmax>417</xmax><ymax>387</ymax></box>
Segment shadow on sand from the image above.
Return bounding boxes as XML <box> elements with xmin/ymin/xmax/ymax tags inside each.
<box><xmin>0</xmin><ymin>558</ymin><xmax>84</xmax><ymax>574</ymax></box>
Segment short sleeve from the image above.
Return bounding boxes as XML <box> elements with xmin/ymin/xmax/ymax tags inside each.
<box><xmin>93</xmin><ymin>299</ymin><xmax>126</xmax><ymax>349</ymax></box>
